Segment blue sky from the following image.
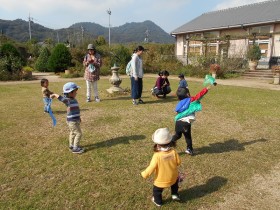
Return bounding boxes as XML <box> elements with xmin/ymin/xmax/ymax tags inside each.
<box><xmin>0</xmin><ymin>0</ymin><xmax>268</xmax><ymax>33</ymax></box>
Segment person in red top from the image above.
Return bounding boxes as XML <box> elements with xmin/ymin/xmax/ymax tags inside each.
<box><xmin>152</xmin><ymin>70</ymin><xmax>171</xmax><ymax>98</ymax></box>
<box><xmin>141</xmin><ymin>128</ymin><xmax>181</xmax><ymax>207</ymax></box>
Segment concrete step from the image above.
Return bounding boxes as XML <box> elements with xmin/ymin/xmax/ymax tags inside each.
<box><xmin>241</xmin><ymin>69</ymin><xmax>274</xmax><ymax>79</ymax></box>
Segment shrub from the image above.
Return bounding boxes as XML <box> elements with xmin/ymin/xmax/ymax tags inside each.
<box><xmin>48</xmin><ymin>44</ymin><xmax>72</xmax><ymax>73</ymax></box>
<box><xmin>247</xmin><ymin>44</ymin><xmax>261</xmax><ymax>61</ymax></box>
<box><xmin>34</xmin><ymin>47</ymin><xmax>51</xmax><ymax>72</ymax></box>
<box><xmin>0</xmin><ymin>43</ymin><xmax>24</xmax><ymax>80</ymax></box>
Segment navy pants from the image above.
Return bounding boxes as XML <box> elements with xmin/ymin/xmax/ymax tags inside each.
<box><xmin>131</xmin><ymin>77</ymin><xmax>143</xmax><ymax>99</ymax></box>
<box><xmin>171</xmin><ymin>120</ymin><xmax>193</xmax><ymax>150</ymax></box>
<box><xmin>153</xmin><ymin>180</ymin><xmax>179</xmax><ymax>205</ymax></box>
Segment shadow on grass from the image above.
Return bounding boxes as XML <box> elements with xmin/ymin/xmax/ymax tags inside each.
<box><xmin>53</xmin><ymin>108</ymin><xmax>89</xmax><ymax>115</ymax></box>
<box><xmin>192</xmin><ymin>138</ymin><xmax>267</xmax><ymax>156</ymax></box>
<box><xmin>143</xmin><ymin>96</ymin><xmax>178</xmax><ymax>104</ymax></box>
<box><xmin>178</xmin><ymin>176</ymin><xmax>228</xmax><ymax>203</ymax></box>
<box><xmin>83</xmin><ymin>134</ymin><xmax>146</xmax><ymax>152</ymax></box>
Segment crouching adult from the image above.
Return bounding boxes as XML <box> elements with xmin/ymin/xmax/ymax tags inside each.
<box><xmin>152</xmin><ymin>70</ymin><xmax>171</xmax><ymax>98</ymax></box>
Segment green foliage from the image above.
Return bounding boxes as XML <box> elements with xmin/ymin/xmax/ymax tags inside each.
<box><xmin>247</xmin><ymin>44</ymin><xmax>261</xmax><ymax>61</ymax></box>
<box><xmin>0</xmin><ymin>43</ymin><xmax>24</xmax><ymax>80</ymax></box>
<box><xmin>22</xmin><ymin>66</ymin><xmax>33</xmax><ymax>72</ymax></box>
<box><xmin>110</xmin><ymin>45</ymin><xmax>131</xmax><ymax>74</ymax></box>
<box><xmin>34</xmin><ymin>47</ymin><xmax>51</xmax><ymax>72</ymax></box>
<box><xmin>95</xmin><ymin>36</ymin><xmax>107</xmax><ymax>46</ymax></box>
<box><xmin>48</xmin><ymin>43</ymin><xmax>72</xmax><ymax>73</ymax></box>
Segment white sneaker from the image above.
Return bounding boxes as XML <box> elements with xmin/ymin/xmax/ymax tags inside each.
<box><xmin>151</xmin><ymin>197</ymin><xmax>162</xmax><ymax>207</ymax></box>
<box><xmin>95</xmin><ymin>97</ymin><xmax>100</xmax><ymax>102</ymax></box>
<box><xmin>172</xmin><ymin>194</ymin><xmax>180</xmax><ymax>201</ymax></box>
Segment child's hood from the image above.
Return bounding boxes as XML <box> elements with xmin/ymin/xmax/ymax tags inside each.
<box><xmin>175</xmin><ymin>98</ymin><xmax>191</xmax><ymax>113</ymax></box>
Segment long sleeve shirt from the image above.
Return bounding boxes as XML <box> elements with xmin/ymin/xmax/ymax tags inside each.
<box><xmin>58</xmin><ymin>95</ymin><xmax>80</xmax><ymax>122</ymax></box>
<box><xmin>83</xmin><ymin>53</ymin><xmax>102</xmax><ymax>82</ymax></box>
<box><xmin>155</xmin><ymin>77</ymin><xmax>170</xmax><ymax>89</ymax></box>
<box><xmin>131</xmin><ymin>53</ymin><xmax>143</xmax><ymax>78</ymax></box>
<box><xmin>141</xmin><ymin>149</ymin><xmax>181</xmax><ymax>188</ymax></box>
<box><xmin>42</xmin><ymin>87</ymin><xmax>53</xmax><ymax>98</ymax></box>
<box><xmin>174</xmin><ymin>88</ymin><xmax>209</xmax><ymax>122</ymax></box>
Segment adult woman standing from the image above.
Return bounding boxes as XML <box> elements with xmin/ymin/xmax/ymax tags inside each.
<box><xmin>130</xmin><ymin>46</ymin><xmax>146</xmax><ymax>105</ymax></box>
<box><xmin>83</xmin><ymin>44</ymin><xmax>102</xmax><ymax>102</ymax></box>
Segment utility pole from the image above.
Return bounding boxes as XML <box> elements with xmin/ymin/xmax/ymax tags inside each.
<box><xmin>28</xmin><ymin>13</ymin><xmax>32</xmax><ymax>41</ymax></box>
<box><xmin>107</xmin><ymin>9</ymin><xmax>111</xmax><ymax>47</ymax></box>
<box><xmin>56</xmin><ymin>30</ymin><xmax>60</xmax><ymax>43</ymax></box>
<box><xmin>81</xmin><ymin>26</ymin><xmax>84</xmax><ymax>44</ymax></box>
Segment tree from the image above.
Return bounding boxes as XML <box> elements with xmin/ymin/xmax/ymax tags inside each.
<box><xmin>0</xmin><ymin>43</ymin><xmax>23</xmax><ymax>73</ymax></box>
<box><xmin>48</xmin><ymin>43</ymin><xmax>72</xmax><ymax>73</ymax></box>
<box><xmin>35</xmin><ymin>47</ymin><xmax>51</xmax><ymax>72</ymax></box>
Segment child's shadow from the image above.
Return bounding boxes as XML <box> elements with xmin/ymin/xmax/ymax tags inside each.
<box><xmin>53</xmin><ymin>108</ymin><xmax>89</xmax><ymax>115</ymax></box>
<box><xmin>192</xmin><ymin>138</ymin><xmax>267</xmax><ymax>156</ymax></box>
<box><xmin>83</xmin><ymin>135</ymin><xmax>146</xmax><ymax>152</ymax></box>
<box><xmin>144</xmin><ymin>96</ymin><xmax>178</xmax><ymax>104</ymax></box>
<box><xmin>178</xmin><ymin>176</ymin><xmax>228</xmax><ymax>203</ymax></box>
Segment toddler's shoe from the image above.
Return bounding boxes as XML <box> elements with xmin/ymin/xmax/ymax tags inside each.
<box><xmin>69</xmin><ymin>145</ymin><xmax>73</xmax><ymax>151</ymax></box>
<box><xmin>172</xmin><ymin>194</ymin><xmax>181</xmax><ymax>201</ymax></box>
<box><xmin>185</xmin><ymin>148</ymin><xmax>194</xmax><ymax>155</ymax></box>
<box><xmin>95</xmin><ymin>97</ymin><xmax>100</xmax><ymax>102</ymax></box>
<box><xmin>72</xmin><ymin>147</ymin><xmax>84</xmax><ymax>154</ymax></box>
<box><xmin>151</xmin><ymin>197</ymin><xmax>162</xmax><ymax>207</ymax></box>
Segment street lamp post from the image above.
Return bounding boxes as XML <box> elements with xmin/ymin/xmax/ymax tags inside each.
<box><xmin>107</xmin><ymin>9</ymin><xmax>111</xmax><ymax>48</ymax></box>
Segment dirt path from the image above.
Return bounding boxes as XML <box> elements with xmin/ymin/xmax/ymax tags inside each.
<box><xmin>1</xmin><ymin>72</ymin><xmax>280</xmax><ymax>91</ymax></box>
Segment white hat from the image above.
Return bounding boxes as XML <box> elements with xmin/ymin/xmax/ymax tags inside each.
<box><xmin>152</xmin><ymin>128</ymin><xmax>172</xmax><ymax>145</ymax></box>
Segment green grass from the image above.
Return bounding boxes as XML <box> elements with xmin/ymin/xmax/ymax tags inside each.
<box><xmin>0</xmin><ymin>77</ymin><xmax>279</xmax><ymax>209</ymax></box>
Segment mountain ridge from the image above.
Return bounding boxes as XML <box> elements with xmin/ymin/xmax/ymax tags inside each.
<box><xmin>0</xmin><ymin>19</ymin><xmax>174</xmax><ymax>44</ymax></box>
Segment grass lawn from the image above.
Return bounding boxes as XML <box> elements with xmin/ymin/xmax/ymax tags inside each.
<box><xmin>0</xmin><ymin>77</ymin><xmax>279</xmax><ymax>209</ymax></box>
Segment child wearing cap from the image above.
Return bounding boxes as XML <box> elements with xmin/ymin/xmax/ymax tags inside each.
<box><xmin>51</xmin><ymin>82</ymin><xmax>84</xmax><ymax>154</ymax></box>
<box><xmin>171</xmin><ymin>85</ymin><xmax>213</xmax><ymax>155</ymax></box>
<box><xmin>141</xmin><ymin>128</ymin><xmax>181</xmax><ymax>207</ymax></box>
<box><xmin>178</xmin><ymin>74</ymin><xmax>188</xmax><ymax>89</ymax></box>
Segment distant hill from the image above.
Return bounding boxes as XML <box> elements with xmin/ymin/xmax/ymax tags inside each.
<box><xmin>0</xmin><ymin>19</ymin><xmax>174</xmax><ymax>44</ymax></box>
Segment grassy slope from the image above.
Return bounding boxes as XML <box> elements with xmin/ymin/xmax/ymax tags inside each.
<box><xmin>0</xmin><ymin>77</ymin><xmax>279</xmax><ymax>209</ymax></box>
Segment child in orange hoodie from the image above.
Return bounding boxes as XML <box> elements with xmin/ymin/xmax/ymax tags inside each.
<box><xmin>141</xmin><ymin>128</ymin><xmax>181</xmax><ymax>207</ymax></box>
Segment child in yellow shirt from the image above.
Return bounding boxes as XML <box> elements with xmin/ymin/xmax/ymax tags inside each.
<box><xmin>141</xmin><ymin>128</ymin><xmax>181</xmax><ymax>207</ymax></box>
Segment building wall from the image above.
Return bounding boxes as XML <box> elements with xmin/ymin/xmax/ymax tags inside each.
<box><xmin>228</xmin><ymin>39</ymin><xmax>247</xmax><ymax>58</ymax></box>
<box><xmin>174</xmin><ymin>23</ymin><xmax>280</xmax><ymax>65</ymax></box>
<box><xmin>176</xmin><ymin>35</ymin><xmax>184</xmax><ymax>56</ymax></box>
<box><xmin>273</xmin><ymin>23</ymin><xmax>280</xmax><ymax>56</ymax></box>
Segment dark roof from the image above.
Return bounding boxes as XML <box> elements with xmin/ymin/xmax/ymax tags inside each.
<box><xmin>171</xmin><ymin>0</ymin><xmax>280</xmax><ymax>35</ymax></box>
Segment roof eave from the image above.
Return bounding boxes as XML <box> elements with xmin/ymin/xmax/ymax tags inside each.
<box><xmin>171</xmin><ymin>19</ymin><xmax>280</xmax><ymax>36</ymax></box>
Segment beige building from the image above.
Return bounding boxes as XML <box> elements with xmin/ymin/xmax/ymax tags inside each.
<box><xmin>171</xmin><ymin>0</ymin><xmax>280</xmax><ymax>69</ymax></box>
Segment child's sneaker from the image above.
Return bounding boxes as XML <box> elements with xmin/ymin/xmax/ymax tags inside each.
<box><xmin>72</xmin><ymin>147</ymin><xmax>84</xmax><ymax>154</ymax></box>
<box><xmin>185</xmin><ymin>148</ymin><xmax>194</xmax><ymax>155</ymax></box>
<box><xmin>95</xmin><ymin>97</ymin><xmax>100</xmax><ymax>102</ymax></box>
<box><xmin>172</xmin><ymin>194</ymin><xmax>181</xmax><ymax>201</ymax></box>
<box><xmin>69</xmin><ymin>145</ymin><xmax>73</xmax><ymax>150</ymax></box>
<box><xmin>151</xmin><ymin>197</ymin><xmax>162</xmax><ymax>207</ymax></box>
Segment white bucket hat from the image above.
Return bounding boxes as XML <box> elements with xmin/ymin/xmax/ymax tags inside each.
<box><xmin>152</xmin><ymin>128</ymin><xmax>172</xmax><ymax>145</ymax></box>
